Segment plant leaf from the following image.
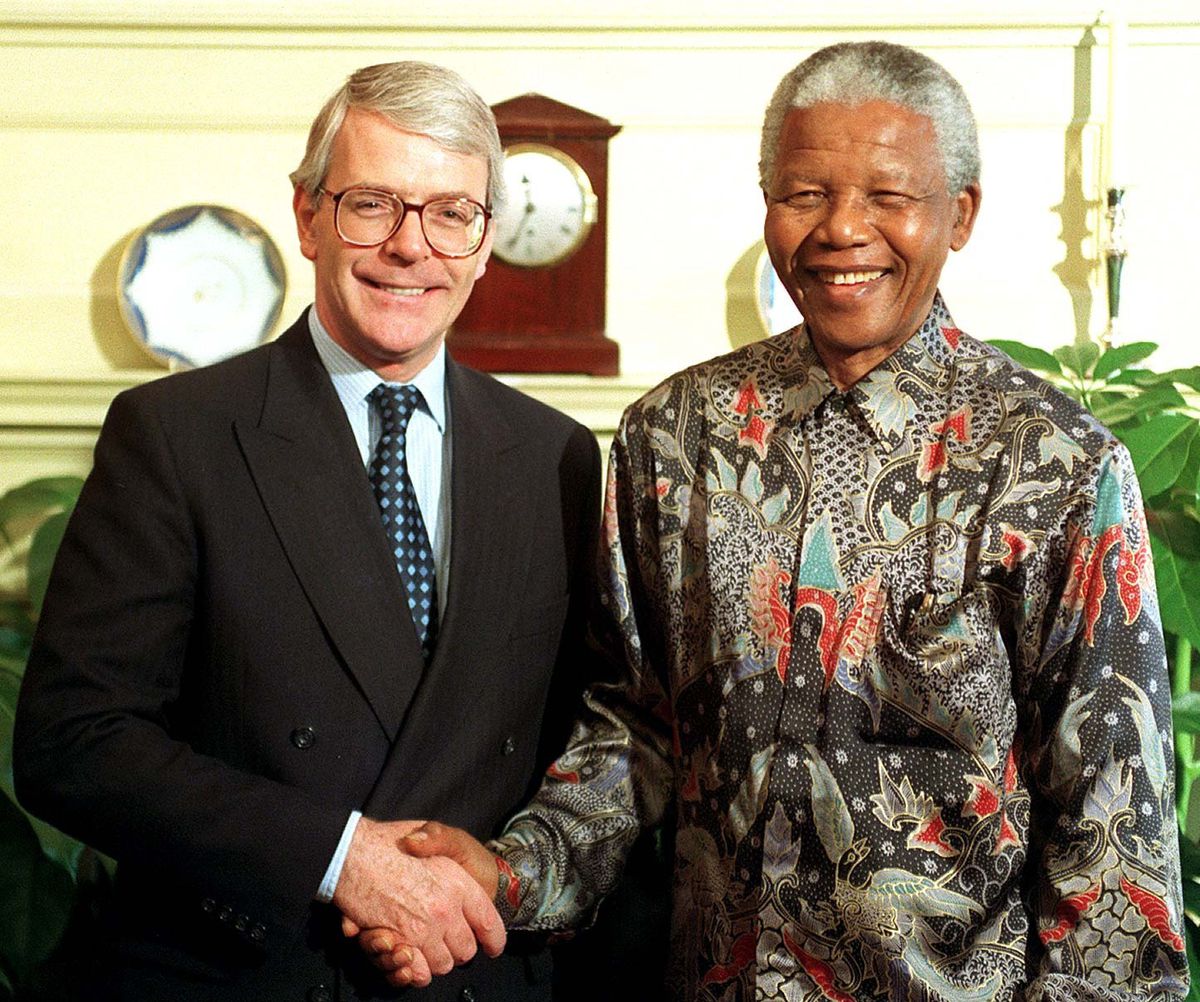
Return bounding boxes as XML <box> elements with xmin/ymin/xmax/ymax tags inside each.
<box><xmin>27</xmin><ymin>511</ymin><xmax>72</xmax><ymax>616</ymax></box>
<box><xmin>1092</xmin><ymin>342</ymin><xmax>1159</xmax><ymax>380</ymax></box>
<box><xmin>0</xmin><ymin>792</ymin><xmax>77</xmax><ymax>990</ymax></box>
<box><xmin>1118</xmin><ymin>415</ymin><xmax>1199</xmax><ymax>499</ymax></box>
<box><xmin>986</xmin><ymin>340</ymin><xmax>1062</xmax><ymax>375</ymax></box>
<box><xmin>1173</xmin><ymin>692</ymin><xmax>1200</xmax><ymax>736</ymax></box>
<box><xmin>1147</xmin><ymin>508</ymin><xmax>1200</xmax><ymax>561</ymax></box>
<box><xmin>1095</xmin><ymin>387</ymin><xmax>1191</xmax><ymax>430</ymax></box>
<box><xmin>0</xmin><ymin>478</ymin><xmax>82</xmax><ymax>546</ymax></box>
<box><xmin>1156</xmin><ymin>367</ymin><xmax>1200</xmax><ymax>394</ymax></box>
<box><xmin>1054</xmin><ymin>341</ymin><xmax>1101</xmax><ymax>379</ymax></box>
<box><xmin>1151</xmin><ymin>530</ymin><xmax>1200</xmax><ymax>651</ymax></box>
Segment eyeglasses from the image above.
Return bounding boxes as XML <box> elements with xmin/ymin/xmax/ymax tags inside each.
<box><xmin>319</xmin><ymin>186</ymin><xmax>491</xmax><ymax>258</ymax></box>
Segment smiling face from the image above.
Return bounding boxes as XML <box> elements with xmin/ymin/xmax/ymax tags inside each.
<box><xmin>763</xmin><ymin>100</ymin><xmax>980</xmax><ymax>388</ymax></box>
<box><xmin>294</xmin><ymin>107</ymin><xmax>492</xmax><ymax>382</ymax></box>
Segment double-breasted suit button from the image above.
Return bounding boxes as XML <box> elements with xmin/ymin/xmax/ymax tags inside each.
<box><xmin>290</xmin><ymin>726</ymin><xmax>316</xmax><ymax>750</ymax></box>
<box><xmin>307</xmin><ymin>985</ymin><xmax>333</xmax><ymax>1002</ymax></box>
<box><xmin>234</xmin><ymin>913</ymin><xmax>248</xmax><ymax>932</ymax></box>
<box><xmin>460</xmin><ymin>988</ymin><xmax>477</xmax><ymax>1002</ymax></box>
<box><xmin>200</xmin><ymin>897</ymin><xmax>216</xmax><ymax>914</ymax></box>
<box><xmin>249</xmin><ymin>922</ymin><xmax>266</xmax><ymax>944</ymax></box>
<box><xmin>501</xmin><ymin>737</ymin><xmax>515</xmax><ymax>756</ymax></box>
<box><xmin>217</xmin><ymin>905</ymin><xmax>233</xmax><ymax>923</ymax></box>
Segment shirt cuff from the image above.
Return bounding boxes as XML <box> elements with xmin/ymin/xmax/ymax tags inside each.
<box><xmin>315</xmin><ymin>810</ymin><xmax>362</xmax><ymax>903</ymax></box>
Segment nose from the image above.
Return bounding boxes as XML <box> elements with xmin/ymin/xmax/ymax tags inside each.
<box><xmin>815</xmin><ymin>191</ymin><xmax>872</xmax><ymax>248</ymax></box>
<box><xmin>381</xmin><ymin>207</ymin><xmax>431</xmax><ymax>261</ymax></box>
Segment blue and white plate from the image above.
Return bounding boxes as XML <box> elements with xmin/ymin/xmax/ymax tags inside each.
<box><xmin>119</xmin><ymin>204</ymin><xmax>286</xmax><ymax>369</ymax></box>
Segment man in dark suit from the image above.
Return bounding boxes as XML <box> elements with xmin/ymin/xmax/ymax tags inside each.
<box><xmin>14</xmin><ymin>60</ymin><xmax>600</xmax><ymax>1002</ymax></box>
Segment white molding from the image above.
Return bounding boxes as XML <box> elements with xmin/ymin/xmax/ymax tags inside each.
<box><xmin>3</xmin><ymin>0</ymin><xmax>1197</xmax><ymax>31</ymax></box>
<box><xmin>0</xmin><ymin>371</ymin><xmax>654</xmax><ymax>434</ymax></box>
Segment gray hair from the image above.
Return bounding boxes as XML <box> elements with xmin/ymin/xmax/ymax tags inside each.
<box><xmin>290</xmin><ymin>61</ymin><xmax>505</xmax><ymax>209</ymax></box>
<box><xmin>759</xmin><ymin>41</ymin><xmax>980</xmax><ymax>195</ymax></box>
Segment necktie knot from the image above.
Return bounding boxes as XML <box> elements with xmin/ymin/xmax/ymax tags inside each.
<box><xmin>370</xmin><ymin>383</ymin><xmax>422</xmax><ymax>435</ymax></box>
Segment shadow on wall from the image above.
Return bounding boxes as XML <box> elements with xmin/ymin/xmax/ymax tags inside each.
<box><xmin>89</xmin><ymin>229</ymin><xmax>162</xmax><ymax>371</ymax></box>
<box><xmin>1051</xmin><ymin>26</ymin><xmax>1099</xmax><ymax>345</ymax></box>
<box><xmin>725</xmin><ymin>241</ymin><xmax>769</xmax><ymax>352</ymax></box>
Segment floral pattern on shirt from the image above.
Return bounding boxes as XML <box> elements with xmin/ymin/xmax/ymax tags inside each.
<box><xmin>491</xmin><ymin>295</ymin><xmax>1188</xmax><ymax>1002</ymax></box>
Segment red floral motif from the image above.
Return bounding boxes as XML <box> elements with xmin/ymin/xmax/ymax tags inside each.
<box><xmin>930</xmin><ymin>406</ymin><xmax>972</xmax><ymax>444</ymax></box>
<box><xmin>963</xmin><ymin>775</ymin><xmax>1000</xmax><ymax>820</ymax></box>
<box><xmin>496</xmin><ymin>856</ymin><xmax>522</xmax><ymax>911</ymax></box>
<box><xmin>782</xmin><ymin>929</ymin><xmax>856</xmax><ymax>1002</ymax></box>
<box><xmin>836</xmin><ymin>571</ymin><xmax>884</xmax><ymax>670</ymax></box>
<box><xmin>681</xmin><ymin>761</ymin><xmax>701</xmax><ymax>802</ymax></box>
<box><xmin>941</xmin><ymin>325</ymin><xmax>962</xmax><ymax>350</ymax></box>
<box><xmin>602</xmin><ymin>470</ymin><xmax>620</xmax><ymax>547</ymax></box>
<box><xmin>1060</xmin><ymin>523</ymin><xmax>1090</xmax><ymax>610</ymax></box>
<box><xmin>994</xmin><ymin>811</ymin><xmax>1020</xmax><ymax>854</ymax></box>
<box><xmin>917</xmin><ymin>440</ymin><xmax>948</xmax><ymax>483</ymax></box>
<box><xmin>1121</xmin><ymin>877</ymin><xmax>1185</xmax><ymax>952</ymax></box>
<box><xmin>1115</xmin><ymin>536</ymin><xmax>1147</xmax><ymax>626</ymax></box>
<box><xmin>999</xmin><ymin>524</ymin><xmax>1035</xmax><ymax>571</ymax></box>
<box><xmin>733</xmin><ymin>377</ymin><xmax>763</xmax><ymax>416</ymax></box>
<box><xmin>1003</xmin><ymin>746</ymin><xmax>1019</xmax><ymax>794</ymax></box>
<box><xmin>919</xmin><ymin>406</ymin><xmax>972</xmax><ymax>482</ymax></box>
<box><xmin>750</xmin><ymin>557</ymin><xmax>793</xmax><ymax>683</ymax></box>
<box><xmin>906</xmin><ymin>809</ymin><xmax>957</xmax><ymax>857</ymax></box>
<box><xmin>739</xmin><ymin>413</ymin><xmax>772</xmax><ymax>459</ymax></box>
<box><xmin>794</xmin><ymin>586</ymin><xmax>841</xmax><ymax>687</ymax></box>
<box><xmin>1081</xmin><ymin>524</ymin><xmax>1124</xmax><ymax>644</ymax></box>
<box><xmin>1039</xmin><ymin>884</ymin><xmax>1101</xmax><ymax>944</ymax></box>
<box><xmin>699</xmin><ymin>931</ymin><xmax>757</xmax><ymax>986</ymax></box>
<box><xmin>546</xmin><ymin>761</ymin><xmax>580</xmax><ymax>783</ymax></box>
<box><xmin>655</xmin><ymin>477</ymin><xmax>671</xmax><ymax>499</ymax></box>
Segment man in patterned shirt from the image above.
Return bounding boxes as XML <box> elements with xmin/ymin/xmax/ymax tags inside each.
<box><xmin>359</xmin><ymin>41</ymin><xmax>1189</xmax><ymax>1001</ymax></box>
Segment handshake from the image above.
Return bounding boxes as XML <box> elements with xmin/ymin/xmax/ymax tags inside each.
<box><xmin>332</xmin><ymin>817</ymin><xmax>504</xmax><ymax>988</ymax></box>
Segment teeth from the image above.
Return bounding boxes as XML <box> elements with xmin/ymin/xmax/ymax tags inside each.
<box><xmin>369</xmin><ymin>280</ymin><xmax>426</xmax><ymax>296</ymax></box>
<box><xmin>821</xmin><ymin>270</ymin><xmax>884</xmax><ymax>285</ymax></box>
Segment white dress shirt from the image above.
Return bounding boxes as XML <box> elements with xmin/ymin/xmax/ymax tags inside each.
<box><xmin>306</xmin><ymin>307</ymin><xmax>453</xmax><ymax>902</ymax></box>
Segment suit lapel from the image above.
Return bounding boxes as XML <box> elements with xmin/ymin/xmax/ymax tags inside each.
<box><xmin>363</xmin><ymin>360</ymin><xmax>526</xmax><ymax>813</ymax></box>
<box><xmin>234</xmin><ymin>320</ymin><xmax>424</xmax><ymax>742</ymax></box>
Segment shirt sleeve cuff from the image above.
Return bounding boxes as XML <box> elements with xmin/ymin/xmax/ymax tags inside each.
<box><xmin>315</xmin><ymin>810</ymin><xmax>362</xmax><ymax>903</ymax></box>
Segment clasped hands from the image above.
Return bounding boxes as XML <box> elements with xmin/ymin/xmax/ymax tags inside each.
<box><xmin>332</xmin><ymin>817</ymin><xmax>500</xmax><ymax>988</ymax></box>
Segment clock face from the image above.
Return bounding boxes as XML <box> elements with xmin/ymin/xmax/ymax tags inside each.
<box><xmin>492</xmin><ymin>143</ymin><xmax>597</xmax><ymax>268</ymax></box>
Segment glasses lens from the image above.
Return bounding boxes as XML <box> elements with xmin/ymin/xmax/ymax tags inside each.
<box><xmin>335</xmin><ymin>189</ymin><xmax>401</xmax><ymax>246</ymax></box>
<box><xmin>422</xmin><ymin>199</ymin><xmax>487</xmax><ymax>256</ymax></box>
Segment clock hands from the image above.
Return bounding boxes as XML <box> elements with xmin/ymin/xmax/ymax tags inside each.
<box><xmin>504</xmin><ymin>174</ymin><xmax>537</xmax><ymax>251</ymax></box>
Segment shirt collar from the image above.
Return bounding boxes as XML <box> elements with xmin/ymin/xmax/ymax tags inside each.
<box><xmin>786</xmin><ymin>291</ymin><xmax>962</xmax><ymax>445</ymax></box>
<box><xmin>307</xmin><ymin>307</ymin><xmax>447</xmax><ymax>433</ymax></box>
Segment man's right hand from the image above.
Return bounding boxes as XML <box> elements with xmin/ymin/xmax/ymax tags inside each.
<box><xmin>332</xmin><ymin>817</ymin><xmax>506</xmax><ymax>987</ymax></box>
<box><xmin>345</xmin><ymin>821</ymin><xmax>505</xmax><ymax>988</ymax></box>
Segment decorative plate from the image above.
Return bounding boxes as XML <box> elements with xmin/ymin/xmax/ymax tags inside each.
<box><xmin>118</xmin><ymin>204</ymin><xmax>286</xmax><ymax>369</ymax></box>
<box><xmin>754</xmin><ymin>247</ymin><xmax>802</xmax><ymax>336</ymax></box>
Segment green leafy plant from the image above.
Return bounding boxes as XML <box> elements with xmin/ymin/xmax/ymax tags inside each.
<box><xmin>990</xmin><ymin>338</ymin><xmax>1200</xmax><ymax>998</ymax></box>
<box><xmin>0</xmin><ymin>475</ymin><xmax>111</xmax><ymax>1001</ymax></box>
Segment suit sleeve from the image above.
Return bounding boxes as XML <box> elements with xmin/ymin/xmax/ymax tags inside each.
<box><xmin>489</xmin><ymin>411</ymin><xmax>676</xmax><ymax>930</ymax></box>
<box><xmin>13</xmin><ymin>387</ymin><xmax>349</xmax><ymax>947</ymax></box>
<box><xmin>530</xmin><ymin>421</ymin><xmax>604</xmax><ymax>778</ymax></box>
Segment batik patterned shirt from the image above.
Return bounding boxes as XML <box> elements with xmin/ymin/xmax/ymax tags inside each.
<box><xmin>490</xmin><ymin>295</ymin><xmax>1188</xmax><ymax>1002</ymax></box>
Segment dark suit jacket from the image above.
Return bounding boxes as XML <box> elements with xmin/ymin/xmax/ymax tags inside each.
<box><xmin>14</xmin><ymin>313</ymin><xmax>601</xmax><ymax>1001</ymax></box>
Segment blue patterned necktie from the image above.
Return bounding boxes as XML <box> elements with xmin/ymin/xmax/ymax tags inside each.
<box><xmin>368</xmin><ymin>384</ymin><xmax>438</xmax><ymax>661</ymax></box>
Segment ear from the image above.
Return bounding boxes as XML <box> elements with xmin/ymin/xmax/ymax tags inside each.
<box><xmin>949</xmin><ymin>182</ymin><xmax>981</xmax><ymax>252</ymax></box>
<box><xmin>293</xmin><ymin>185</ymin><xmax>320</xmax><ymax>262</ymax></box>
<box><xmin>473</xmin><ymin>229</ymin><xmax>494</xmax><ymax>281</ymax></box>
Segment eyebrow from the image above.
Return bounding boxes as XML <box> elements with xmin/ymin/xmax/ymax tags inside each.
<box><xmin>344</xmin><ymin>181</ymin><xmax>485</xmax><ymax>203</ymax></box>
